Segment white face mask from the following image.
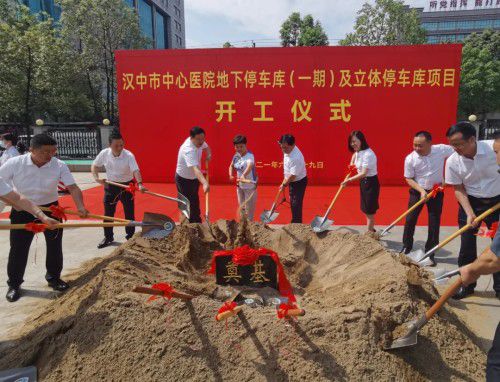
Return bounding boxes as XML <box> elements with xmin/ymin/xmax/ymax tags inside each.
<box><xmin>0</xmin><ymin>141</ymin><xmax>5</xmax><ymax>149</ymax></box>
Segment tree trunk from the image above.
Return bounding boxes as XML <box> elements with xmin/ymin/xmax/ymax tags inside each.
<box><xmin>24</xmin><ymin>45</ymin><xmax>33</xmax><ymax>141</ymax></box>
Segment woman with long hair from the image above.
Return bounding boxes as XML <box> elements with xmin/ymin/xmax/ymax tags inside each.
<box><xmin>342</xmin><ymin>130</ymin><xmax>380</xmax><ymax>232</ymax></box>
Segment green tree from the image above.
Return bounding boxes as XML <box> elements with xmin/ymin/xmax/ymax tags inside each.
<box><xmin>340</xmin><ymin>0</ymin><xmax>426</xmax><ymax>46</ymax></box>
<box><xmin>280</xmin><ymin>12</ymin><xmax>328</xmax><ymax>47</ymax></box>
<box><xmin>58</xmin><ymin>0</ymin><xmax>148</xmax><ymax>123</ymax></box>
<box><xmin>458</xmin><ymin>30</ymin><xmax>500</xmax><ymax>118</ymax></box>
<box><xmin>223</xmin><ymin>41</ymin><xmax>233</xmax><ymax>48</ymax></box>
<box><xmin>0</xmin><ymin>2</ymin><xmax>93</xmax><ymax>131</ymax></box>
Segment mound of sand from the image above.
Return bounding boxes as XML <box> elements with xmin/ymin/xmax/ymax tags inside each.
<box><xmin>0</xmin><ymin>221</ymin><xmax>486</xmax><ymax>381</ymax></box>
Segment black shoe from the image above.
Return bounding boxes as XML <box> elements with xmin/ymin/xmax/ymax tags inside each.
<box><xmin>6</xmin><ymin>287</ymin><xmax>20</xmax><ymax>302</ymax></box>
<box><xmin>400</xmin><ymin>247</ymin><xmax>411</xmax><ymax>255</ymax></box>
<box><xmin>47</xmin><ymin>278</ymin><xmax>69</xmax><ymax>292</ymax></box>
<box><xmin>427</xmin><ymin>257</ymin><xmax>437</xmax><ymax>267</ymax></box>
<box><xmin>452</xmin><ymin>286</ymin><xmax>474</xmax><ymax>300</ymax></box>
<box><xmin>97</xmin><ymin>238</ymin><xmax>114</xmax><ymax>249</ymax></box>
<box><xmin>496</xmin><ymin>291</ymin><xmax>500</xmax><ymax>300</ymax></box>
<box><xmin>125</xmin><ymin>234</ymin><xmax>133</xmax><ymax>240</ymax></box>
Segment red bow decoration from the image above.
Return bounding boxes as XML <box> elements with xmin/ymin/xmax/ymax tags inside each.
<box><xmin>147</xmin><ymin>282</ymin><xmax>174</xmax><ymax>302</ymax></box>
<box><xmin>476</xmin><ymin>222</ymin><xmax>499</xmax><ymax>238</ymax></box>
<box><xmin>428</xmin><ymin>184</ymin><xmax>444</xmax><ymax>199</ymax></box>
<box><xmin>208</xmin><ymin>245</ymin><xmax>296</xmax><ymax>303</ymax></box>
<box><xmin>217</xmin><ymin>301</ymin><xmax>237</xmax><ymax>316</ymax></box>
<box><xmin>125</xmin><ymin>182</ymin><xmax>139</xmax><ymax>199</ymax></box>
<box><xmin>277</xmin><ymin>302</ymin><xmax>298</xmax><ymax>320</ymax></box>
<box><xmin>49</xmin><ymin>205</ymin><xmax>68</xmax><ymax>222</ymax></box>
<box><xmin>25</xmin><ymin>222</ymin><xmax>47</xmax><ymax>233</ymax></box>
<box><xmin>347</xmin><ymin>164</ymin><xmax>357</xmax><ymax>176</ymax></box>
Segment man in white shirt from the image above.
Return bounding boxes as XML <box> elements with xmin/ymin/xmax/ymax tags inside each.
<box><xmin>175</xmin><ymin>127</ymin><xmax>211</xmax><ymax>223</ymax></box>
<box><xmin>445</xmin><ymin>122</ymin><xmax>500</xmax><ymax>300</ymax></box>
<box><xmin>92</xmin><ymin>131</ymin><xmax>146</xmax><ymax>248</ymax></box>
<box><xmin>0</xmin><ymin>134</ymin><xmax>88</xmax><ymax>302</ymax></box>
<box><xmin>402</xmin><ymin>131</ymin><xmax>454</xmax><ymax>264</ymax></box>
<box><xmin>229</xmin><ymin>135</ymin><xmax>257</xmax><ymax>220</ymax></box>
<box><xmin>0</xmin><ymin>133</ymin><xmax>20</xmax><ymax>166</ymax></box>
<box><xmin>279</xmin><ymin>134</ymin><xmax>307</xmax><ymax>223</ymax></box>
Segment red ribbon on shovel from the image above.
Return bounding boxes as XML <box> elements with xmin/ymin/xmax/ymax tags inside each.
<box><xmin>476</xmin><ymin>221</ymin><xmax>499</xmax><ymax>238</ymax></box>
<box><xmin>49</xmin><ymin>205</ymin><xmax>68</xmax><ymax>222</ymax></box>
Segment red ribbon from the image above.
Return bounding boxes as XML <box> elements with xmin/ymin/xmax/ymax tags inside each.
<box><xmin>277</xmin><ymin>302</ymin><xmax>298</xmax><ymax>319</ymax></box>
<box><xmin>208</xmin><ymin>245</ymin><xmax>296</xmax><ymax>303</ymax></box>
<box><xmin>429</xmin><ymin>184</ymin><xmax>444</xmax><ymax>199</ymax></box>
<box><xmin>125</xmin><ymin>182</ymin><xmax>139</xmax><ymax>199</ymax></box>
<box><xmin>217</xmin><ymin>301</ymin><xmax>237</xmax><ymax>316</ymax></box>
<box><xmin>147</xmin><ymin>282</ymin><xmax>174</xmax><ymax>302</ymax></box>
<box><xmin>49</xmin><ymin>205</ymin><xmax>68</xmax><ymax>222</ymax></box>
<box><xmin>476</xmin><ymin>222</ymin><xmax>499</xmax><ymax>238</ymax></box>
<box><xmin>25</xmin><ymin>222</ymin><xmax>47</xmax><ymax>233</ymax></box>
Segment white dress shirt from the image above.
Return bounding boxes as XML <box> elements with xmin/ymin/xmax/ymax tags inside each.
<box><xmin>0</xmin><ymin>177</ymin><xmax>12</xmax><ymax>196</ymax></box>
<box><xmin>0</xmin><ymin>146</ymin><xmax>19</xmax><ymax>166</ymax></box>
<box><xmin>232</xmin><ymin>151</ymin><xmax>256</xmax><ymax>190</ymax></box>
<box><xmin>93</xmin><ymin>148</ymin><xmax>139</xmax><ymax>182</ymax></box>
<box><xmin>404</xmin><ymin>144</ymin><xmax>454</xmax><ymax>190</ymax></box>
<box><xmin>284</xmin><ymin>145</ymin><xmax>307</xmax><ymax>182</ymax></box>
<box><xmin>354</xmin><ymin>148</ymin><xmax>378</xmax><ymax>177</ymax></box>
<box><xmin>0</xmin><ymin>154</ymin><xmax>75</xmax><ymax>205</ymax></box>
<box><xmin>176</xmin><ymin>137</ymin><xmax>208</xmax><ymax>180</ymax></box>
<box><xmin>445</xmin><ymin>140</ymin><xmax>500</xmax><ymax>198</ymax></box>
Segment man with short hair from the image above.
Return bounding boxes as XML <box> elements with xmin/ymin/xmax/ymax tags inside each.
<box><xmin>401</xmin><ymin>131</ymin><xmax>454</xmax><ymax>265</ymax></box>
<box><xmin>175</xmin><ymin>127</ymin><xmax>211</xmax><ymax>223</ymax></box>
<box><xmin>279</xmin><ymin>134</ymin><xmax>307</xmax><ymax>223</ymax></box>
<box><xmin>445</xmin><ymin>122</ymin><xmax>500</xmax><ymax>299</ymax></box>
<box><xmin>0</xmin><ymin>134</ymin><xmax>89</xmax><ymax>302</ymax></box>
<box><xmin>229</xmin><ymin>135</ymin><xmax>257</xmax><ymax>220</ymax></box>
<box><xmin>92</xmin><ymin>131</ymin><xmax>146</xmax><ymax>248</ymax></box>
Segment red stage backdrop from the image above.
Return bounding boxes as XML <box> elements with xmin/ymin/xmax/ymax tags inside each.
<box><xmin>115</xmin><ymin>45</ymin><xmax>461</xmax><ymax>185</ymax></box>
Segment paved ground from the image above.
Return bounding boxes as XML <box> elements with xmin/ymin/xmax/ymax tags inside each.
<box><xmin>0</xmin><ymin>173</ymin><xmax>498</xmax><ymax>353</ymax></box>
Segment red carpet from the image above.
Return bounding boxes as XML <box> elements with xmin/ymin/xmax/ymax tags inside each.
<box><xmin>8</xmin><ymin>184</ymin><xmax>459</xmax><ymax>227</ymax></box>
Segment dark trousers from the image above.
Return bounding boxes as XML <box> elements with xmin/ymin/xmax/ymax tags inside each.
<box><xmin>103</xmin><ymin>181</ymin><xmax>135</xmax><ymax>239</ymax></box>
<box><xmin>7</xmin><ymin>202</ymin><xmax>63</xmax><ymax>288</ymax></box>
<box><xmin>175</xmin><ymin>173</ymin><xmax>201</xmax><ymax>223</ymax></box>
<box><xmin>458</xmin><ymin>195</ymin><xmax>500</xmax><ymax>292</ymax></box>
<box><xmin>487</xmin><ymin>322</ymin><xmax>500</xmax><ymax>382</ymax></box>
<box><xmin>289</xmin><ymin>176</ymin><xmax>307</xmax><ymax>223</ymax></box>
<box><xmin>402</xmin><ymin>188</ymin><xmax>444</xmax><ymax>257</ymax></box>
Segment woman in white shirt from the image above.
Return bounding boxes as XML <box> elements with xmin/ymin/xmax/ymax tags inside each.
<box><xmin>342</xmin><ymin>130</ymin><xmax>380</xmax><ymax>232</ymax></box>
<box><xmin>0</xmin><ymin>133</ymin><xmax>20</xmax><ymax>166</ymax></box>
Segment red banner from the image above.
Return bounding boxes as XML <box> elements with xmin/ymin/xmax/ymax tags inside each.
<box><xmin>115</xmin><ymin>45</ymin><xmax>461</xmax><ymax>185</ymax></box>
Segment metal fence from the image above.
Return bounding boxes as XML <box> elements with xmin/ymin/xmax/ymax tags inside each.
<box><xmin>46</xmin><ymin>126</ymin><xmax>101</xmax><ymax>159</ymax></box>
<box><xmin>479</xmin><ymin>119</ymin><xmax>500</xmax><ymax>140</ymax></box>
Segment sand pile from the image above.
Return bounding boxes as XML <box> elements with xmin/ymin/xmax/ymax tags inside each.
<box><xmin>0</xmin><ymin>220</ymin><xmax>487</xmax><ymax>381</ymax></box>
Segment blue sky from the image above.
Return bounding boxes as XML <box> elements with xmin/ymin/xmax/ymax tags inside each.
<box><xmin>184</xmin><ymin>0</ymin><xmax>430</xmax><ymax>48</ymax></box>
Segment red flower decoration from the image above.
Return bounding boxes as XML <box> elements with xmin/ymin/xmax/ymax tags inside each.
<box><xmin>125</xmin><ymin>182</ymin><xmax>139</xmax><ymax>199</ymax></box>
<box><xmin>429</xmin><ymin>184</ymin><xmax>444</xmax><ymax>199</ymax></box>
<box><xmin>25</xmin><ymin>222</ymin><xmax>47</xmax><ymax>233</ymax></box>
<box><xmin>476</xmin><ymin>222</ymin><xmax>499</xmax><ymax>238</ymax></box>
<box><xmin>277</xmin><ymin>302</ymin><xmax>298</xmax><ymax>319</ymax></box>
<box><xmin>216</xmin><ymin>301</ymin><xmax>237</xmax><ymax>316</ymax></box>
<box><xmin>49</xmin><ymin>205</ymin><xmax>68</xmax><ymax>222</ymax></box>
<box><xmin>147</xmin><ymin>282</ymin><xmax>174</xmax><ymax>302</ymax></box>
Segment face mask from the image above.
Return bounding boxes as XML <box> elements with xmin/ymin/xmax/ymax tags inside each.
<box><xmin>0</xmin><ymin>141</ymin><xmax>5</xmax><ymax>149</ymax></box>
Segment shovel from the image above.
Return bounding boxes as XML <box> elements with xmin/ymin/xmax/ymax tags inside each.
<box><xmin>407</xmin><ymin>202</ymin><xmax>500</xmax><ymax>264</ymax></box>
<box><xmin>384</xmin><ymin>277</ymin><xmax>462</xmax><ymax>350</ymax></box>
<box><xmin>0</xmin><ymin>213</ymin><xmax>175</xmax><ymax>239</ymax></box>
<box><xmin>260</xmin><ymin>188</ymin><xmax>285</xmax><ymax>224</ymax></box>
<box><xmin>310</xmin><ymin>172</ymin><xmax>352</xmax><ymax>233</ymax></box>
<box><xmin>378</xmin><ymin>185</ymin><xmax>444</xmax><ymax>238</ymax></box>
<box><xmin>105</xmin><ymin>180</ymin><xmax>190</xmax><ymax>219</ymax></box>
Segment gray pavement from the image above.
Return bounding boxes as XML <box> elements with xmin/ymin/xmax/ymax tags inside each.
<box><xmin>0</xmin><ymin>174</ymin><xmax>498</xmax><ymax>352</ymax></box>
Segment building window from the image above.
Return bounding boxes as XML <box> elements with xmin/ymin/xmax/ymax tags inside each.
<box><xmin>124</xmin><ymin>0</ymin><xmax>134</xmax><ymax>7</ymax></box>
<box><xmin>155</xmin><ymin>11</ymin><xmax>166</xmax><ymax>49</ymax></box>
<box><xmin>174</xmin><ymin>5</ymin><xmax>181</xmax><ymax>18</ymax></box>
<box><xmin>175</xmin><ymin>20</ymin><xmax>182</xmax><ymax>32</ymax></box>
<box><xmin>175</xmin><ymin>34</ymin><xmax>182</xmax><ymax>46</ymax></box>
<box><xmin>138</xmin><ymin>0</ymin><xmax>154</xmax><ymax>47</ymax></box>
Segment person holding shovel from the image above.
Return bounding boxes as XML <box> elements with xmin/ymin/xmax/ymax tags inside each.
<box><xmin>279</xmin><ymin>134</ymin><xmax>307</xmax><ymax>223</ymax></box>
<box><xmin>229</xmin><ymin>135</ymin><xmax>257</xmax><ymax>221</ymax></box>
<box><xmin>342</xmin><ymin>130</ymin><xmax>379</xmax><ymax>233</ymax></box>
<box><xmin>401</xmin><ymin>131</ymin><xmax>454</xmax><ymax>264</ymax></box>
<box><xmin>92</xmin><ymin>131</ymin><xmax>147</xmax><ymax>249</ymax></box>
<box><xmin>175</xmin><ymin>126</ymin><xmax>211</xmax><ymax>223</ymax></box>
<box><xmin>0</xmin><ymin>134</ymin><xmax>89</xmax><ymax>302</ymax></box>
<box><xmin>445</xmin><ymin>122</ymin><xmax>500</xmax><ymax>300</ymax></box>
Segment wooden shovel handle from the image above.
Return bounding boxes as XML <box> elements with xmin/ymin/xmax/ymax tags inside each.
<box><xmin>279</xmin><ymin>308</ymin><xmax>306</xmax><ymax>317</ymax></box>
<box><xmin>436</xmin><ymin>202</ymin><xmax>500</xmax><ymax>251</ymax></box>
<box><xmin>39</xmin><ymin>207</ymin><xmax>129</xmax><ymax>223</ymax></box>
<box><xmin>132</xmin><ymin>286</ymin><xmax>195</xmax><ymax>300</ymax></box>
<box><xmin>205</xmin><ymin>160</ymin><xmax>210</xmax><ymax>214</ymax></box>
<box><xmin>388</xmin><ymin>197</ymin><xmax>429</xmax><ymax>228</ymax></box>
<box><xmin>0</xmin><ymin>222</ymin><xmax>129</xmax><ymax>230</ymax></box>
<box><xmin>426</xmin><ymin>277</ymin><xmax>462</xmax><ymax>319</ymax></box>
<box><xmin>325</xmin><ymin>173</ymin><xmax>351</xmax><ymax>214</ymax></box>
<box><xmin>105</xmin><ymin>180</ymin><xmax>129</xmax><ymax>189</ymax></box>
<box><xmin>216</xmin><ymin>305</ymin><xmax>243</xmax><ymax>321</ymax></box>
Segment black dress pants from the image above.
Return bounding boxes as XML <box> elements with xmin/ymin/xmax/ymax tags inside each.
<box><xmin>289</xmin><ymin>177</ymin><xmax>307</xmax><ymax>223</ymax></box>
<box><xmin>103</xmin><ymin>181</ymin><xmax>135</xmax><ymax>239</ymax></box>
<box><xmin>175</xmin><ymin>173</ymin><xmax>201</xmax><ymax>223</ymax></box>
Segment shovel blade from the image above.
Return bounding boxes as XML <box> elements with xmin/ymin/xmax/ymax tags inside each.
<box><xmin>177</xmin><ymin>192</ymin><xmax>190</xmax><ymax>219</ymax></box>
<box><xmin>384</xmin><ymin>332</ymin><xmax>418</xmax><ymax>350</ymax></box>
<box><xmin>142</xmin><ymin>212</ymin><xmax>175</xmax><ymax>239</ymax></box>
<box><xmin>260</xmin><ymin>210</ymin><xmax>279</xmax><ymax>224</ymax></box>
<box><xmin>406</xmin><ymin>249</ymin><xmax>425</xmax><ymax>263</ymax></box>
<box><xmin>310</xmin><ymin>216</ymin><xmax>334</xmax><ymax>233</ymax></box>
